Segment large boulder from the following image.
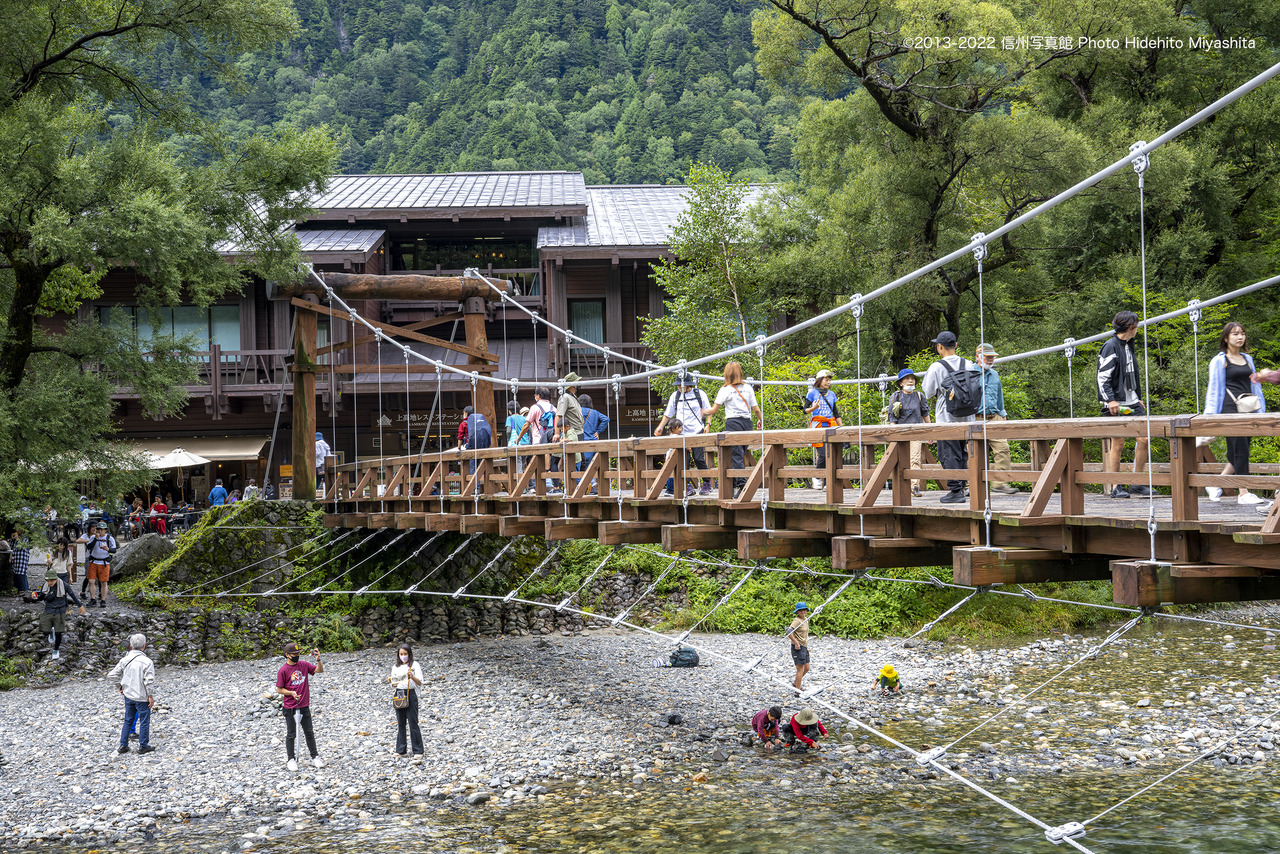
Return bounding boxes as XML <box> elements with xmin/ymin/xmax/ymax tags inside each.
<box><xmin>111</xmin><ymin>534</ymin><xmax>176</xmax><ymax>581</ymax></box>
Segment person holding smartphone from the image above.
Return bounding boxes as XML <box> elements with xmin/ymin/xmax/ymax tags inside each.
<box><xmin>276</xmin><ymin>642</ymin><xmax>325</xmax><ymax>771</ymax></box>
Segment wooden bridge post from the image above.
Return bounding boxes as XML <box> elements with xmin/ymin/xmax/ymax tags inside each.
<box><xmin>1168</xmin><ymin>434</ymin><xmax>1199</xmax><ymax>522</ymax></box>
<box><xmin>967</xmin><ymin>432</ymin><xmax>985</xmax><ymax>511</ymax></box>
<box><xmin>824</xmin><ymin>441</ymin><xmax>843</xmax><ymax>504</ymax></box>
<box><xmin>292</xmin><ymin>308</ymin><xmax>318</xmax><ymax>501</ymax></box>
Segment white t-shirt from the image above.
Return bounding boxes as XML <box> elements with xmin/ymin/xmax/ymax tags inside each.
<box><xmin>663</xmin><ymin>388</ymin><xmax>710</xmax><ymax>434</ymax></box>
<box><xmin>390</xmin><ymin>661</ymin><xmax>423</xmax><ymax>692</ymax></box>
<box><xmin>714</xmin><ymin>383</ymin><xmax>757</xmax><ymax>420</ymax></box>
<box><xmin>921</xmin><ymin>355</ymin><xmax>977</xmax><ymax>425</ymax></box>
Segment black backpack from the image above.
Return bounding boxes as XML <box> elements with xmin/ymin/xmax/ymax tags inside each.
<box><xmin>939</xmin><ymin>358</ymin><xmax>983</xmax><ymax>418</ymax></box>
<box><xmin>669</xmin><ymin>647</ymin><xmax>700</xmax><ymax>667</ymax></box>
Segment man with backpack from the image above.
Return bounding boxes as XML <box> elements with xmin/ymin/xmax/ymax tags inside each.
<box><xmin>516</xmin><ymin>387</ymin><xmax>557</xmax><ymax>493</ymax></box>
<box><xmin>921</xmin><ymin>331</ymin><xmax>980</xmax><ymax>504</ymax></box>
<box><xmin>77</xmin><ymin>521</ymin><xmax>118</xmax><ymax>608</ymax></box>
<box><xmin>654</xmin><ymin>370</ymin><xmax>713</xmax><ymax>496</ymax></box>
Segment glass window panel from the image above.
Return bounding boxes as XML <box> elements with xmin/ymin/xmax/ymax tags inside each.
<box><xmin>138</xmin><ymin>307</ymin><xmax>170</xmax><ymax>345</ymax></box>
<box><xmin>210</xmin><ymin>305</ymin><xmax>240</xmax><ymax>350</ymax></box>
<box><xmin>173</xmin><ymin>306</ymin><xmax>208</xmax><ymax>347</ymax></box>
<box><xmin>569</xmin><ymin>300</ymin><xmax>604</xmax><ymax>354</ymax></box>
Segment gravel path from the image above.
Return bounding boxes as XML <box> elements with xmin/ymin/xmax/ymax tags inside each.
<box><xmin>3</xmin><ymin>618</ymin><xmax>1280</xmax><ymax>849</ymax></box>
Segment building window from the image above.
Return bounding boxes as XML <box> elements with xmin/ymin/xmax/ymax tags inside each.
<box><xmin>391</xmin><ymin>238</ymin><xmax>535</xmax><ymax>271</ymax></box>
<box><xmin>99</xmin><ymin>305</ymin><xmax>241</xmax><ymax>350</ymax></box>
<box><xmin>569</xmin><ymin>300</ymin><xmax>604</xmax><ymax>352</ymax></box>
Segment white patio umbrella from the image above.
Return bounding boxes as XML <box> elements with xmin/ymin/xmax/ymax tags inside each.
<box><xmin>150</xmin><ymin>448</ymin><xmax>211</xmax><ymax>503</ymax></box>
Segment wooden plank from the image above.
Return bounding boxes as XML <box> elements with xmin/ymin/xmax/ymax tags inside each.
<box><xmin>1169</xmin><ymin>565</ymin><xmax>1267</xmax><ymax>578</ymax></box>
<box><xmin>1261</xmin><ymin>494</ymin><xmax>1279</xmax><ymax>535</ymax></box>
<box><xmin>290</xmin><ymin>297</ymin><xmax>498</xmax><ymax>361</ymax></box>
<box><xmin>292</xmin><ymin>309</ymin><xmax>318</xmax><ymax>500</ymax></box>
<box><xmin>459</xmin><ymin>514</ymin><xmax>501</xmax><ymax>534</ymax></box>
<box><xmin>831</xmin><ymin>536</ymin><xmax>952</xmax><ymax>570</ymax></box>
<box><xmin>1113</xmin><ymin>559</ymin><xmax>1280</xmax><ymax>606</ymax></box>
<box><xmin>546</xmin><ymin>517</ymin><xmax>598</xmax><ymax>540</ymax></box>
<box><xmin>1168</xmin><ymin>436</ymin><xmax>1199</xmax><ymax>523</ymax></box>
<box><xmin>1021</xmin><ymin>438</ymin><xmax>1068</xmax><ymax>519</ymax></box>
<box><xmin>322</xmin><ymin>514</ymin><xmax>344</xmax><ymax>528</ymax></box>
<box><xmin>394</xmin><ymin>514</ymin><xmax>428</xmax><ymax>529</ymax></box>
<box><xmin>855</xmin><ymin>442</ymin><xmax>904</xmax><ymax>508</ymax></box>
<box><xmin>739</xmin><ymin>529</ymin><xmax>831</xmax><ymax>559</ymax></box>
<box><xmin>425</xmin><ymin>514</ymin><xmax>462</xmax><ymax>532</ymax></box>
<box><xmin>644</xmin><ymin>449</ymin><xmax>681</xmax><ymax>500</ymax></box>
<box><xmin>599</xmin><ymin>521</ymin><xmax>662</xmax><ymax>545</ymax></box>
<box><xmin>571</xmin><ymin>451</ymin><xmax>607</xmax><ymax>499</ymax></box>
<box><xmin>341</xmin><ymin>513</ymin><xmax>369</xmax><ymax>528</ymax></box>
<box><xmin>661</xmin><ymin>524</ymin><xmax>739</xmax><ymax>552</ymax></box>
<box><xmin>499</xmin><ymin>516</ymin><xmax>548</xmax><ymax>537</ymax></box>
<box><xmin>952</xmin><ymin>547</ymin><xmax>1112</xmax><ymax>586</ymax></box>
<box><xmin>315</xmin><ymin>362</ymin><xmax>498</xmax><ymax>374</ymax></box>
<box><xmin>366</xmin><ymin>512</ymin><xmax>396</xmax><ymax>528</ymax></box>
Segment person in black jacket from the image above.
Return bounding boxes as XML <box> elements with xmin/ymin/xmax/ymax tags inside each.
<box><xmin>1096</xmin><ymin>311</ymin><xmax>1151</xmax><ymax>499</ymax></box>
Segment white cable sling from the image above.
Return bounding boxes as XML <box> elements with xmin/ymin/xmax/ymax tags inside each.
<box><xmin>1131</xmin><ymin>141</ymin><xmax>1158</xmax><ymax>562</ymax></box>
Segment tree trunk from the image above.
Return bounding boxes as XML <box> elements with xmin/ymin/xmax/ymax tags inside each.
<box><xmin>0</xmin><ymin>260</ymin><xmax>49</xmax><ymax>397</ymax></box>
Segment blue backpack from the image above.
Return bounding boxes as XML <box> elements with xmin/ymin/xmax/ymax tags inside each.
<box><xmin>466</xmin><ymin>414</ymin><xmax>492</xmax><ymax>449</ymax></box>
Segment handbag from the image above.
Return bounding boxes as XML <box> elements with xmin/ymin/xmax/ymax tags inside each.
<box><xmin>1227</xmin><ymin>388</ymin><xmax>1262</xmax><ymax>414</ymax></box>
<box><xmin>392</xmin><ymin>688</ymin><xmax>409</xmax><ymax>709</ymax></box>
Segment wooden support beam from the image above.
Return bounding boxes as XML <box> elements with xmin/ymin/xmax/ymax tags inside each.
<box><xmin>322</xmin><ymin>514</ymin><xmax>344</xmax><ymax>528</ymax></box>
<box><xmin>366</xmin><ymin>512</ymin><xmax>395</xmax><ymax>529</ymax></box>
<box><xmin>275</xmin><ymin>272</ymin><xmax>508</xmax><ymax>302</ymax></box>
<box><xmin>661</xmin><ymin>525</ymin><xmax>738</xmax><ymax>553</ymax></box>
<box><xmin>459</xmin><ymin>514</ymin><xmax>501</xmax><ymax>534</ymax></box>
<box><xmin>1168</xmin><ymin>435</ymin><xmax>1199</xmax><ymax>523</ymax></box>
<box><xmin>1112</xmin><ymin>559</ymin><xmax>1280</xmax><ymax>606</ymax></box>
<box><xmin>341</xmin><ymin>514</ymin><xmax>368</xmax><ymax>528</ymax></box>
<box><xmin>739</xmin><ymin>529</ymin><xmax>831</xmax><ymax>560</ymax></box>
<box><xmin>952</xmin><ymin>547</ymin><xmax>1112</xmax><ymax>586</ymax></box>
<box><xmin>463</xmin><ymin>298</ymin><xmax>498</xmax><ymax>435</ymax></box>
<box><xmin>292</xmin><ymin>308</ymin><xmax>318</xmax><ymax>500</ymax></box>
<box><xmin>318</xmin><ymin>312</ymin><xmax>465</xmax><ymax>357</ymax></box>
<box><xmin>290</xmin><ymin>298</ymin><xmax>497</xmax><ymax>361</ymax></box>
<box><xmin>546</xmin><ymin>517</ymin><xmax>598</xmax><ymax>540</ymax></box>
<box><xmin>316</xmin><ymin>363</ymin><xmax>499</xmax><ymax>374</ymax></box>
<box><xmin>855</xmin><ymin>442</ymin><xmax>905</xmax><ymax>508</ymax></box>
<box><xmin>831</xmin><ymin>536</ymin><xmax>952</xmax><ymax>570</ymax></box>
<box><xmin>644</xmin><ymin>449</ymin><xmax>680</xmax><ymax>500</ymax></box>
<box><xmin>599</xmin><ymin>520</ymin><xmax>662</xmax><ymax>545</ymax></box>
<box><xmin>394</xmin><ymin>514</ymin><xmax>428</xmax><ymax>530</ymax></box>
<box><xmin>499</xmin><ymin>516</ymin><xmax>547</xmax><ymax>537</ymax></box>
<box><xmin>425</xmin><ymin>514</ymin><xmax>462</xmax><ymax>532</ymax></box>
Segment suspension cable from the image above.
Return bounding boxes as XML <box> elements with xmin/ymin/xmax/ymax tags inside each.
<box><xmin>1131</xmin><ymin>142</ymin><xmax>1157</xmax><ymax>563</ymax></box>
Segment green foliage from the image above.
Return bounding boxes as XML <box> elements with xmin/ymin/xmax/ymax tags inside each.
<box><xmin>295</xmin><ymin>614</ymin><xmax>366</xmax><ymax>653</ymax></box>
<box><xmin>0</xmin><ymin>0</ymin><xmax>336</xmax><ymax>528</ymax></box>
<box><xmin>133</xmin><ymin>0</ymin><xmax>799</xmax><ymax>183</ymax></box>
<box><xmin>0</xmin><ymin>654</ymin><xmax>26</xmax><ymax>691</ymax></box>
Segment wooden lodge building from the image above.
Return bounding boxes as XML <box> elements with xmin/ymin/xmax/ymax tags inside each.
<box><xmin>79</xmin><ymin>171</ymin><xmax>690</xmax><ymax>501</ymax></box>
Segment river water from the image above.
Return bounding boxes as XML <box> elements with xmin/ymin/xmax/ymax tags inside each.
<box><xmin>28</xmin><ymin>621</ymin><xmax>1280</xmax><ymax>853</ymax></box>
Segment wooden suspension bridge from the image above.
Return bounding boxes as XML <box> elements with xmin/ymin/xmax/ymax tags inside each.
<box><xmin>315</xmin><ymin>416</ymin><xmax>1280</xmax><ymax>609</ymax></box>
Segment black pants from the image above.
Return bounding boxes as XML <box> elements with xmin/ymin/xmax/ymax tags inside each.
<box><xmin>395</xmin><ymin>690</ymin><xmax>424</xmax><ymax>755</ymax></box>
<box><xmin>688</xmin><ymin>446</ymin><xmax>709</xmax><ymax>480</ymax></box>
<box><xmin>283</xmin><ymin>705</ymin><xmax>318</xmax><ymax>760</ymax></box>
<box><xmin>725</xmin><ymin>417</ymin><xmax>752</xmax><ymax>489</ymax></box>
<box><xmin>937</xmin><ymin>438</ymin><xmax>969</xmax><ymax>493</ymax></box>
<box><xmin>1222</xmin><ymin>399</ymin><xmax>1251</xmax><ymax>475</ymax></box>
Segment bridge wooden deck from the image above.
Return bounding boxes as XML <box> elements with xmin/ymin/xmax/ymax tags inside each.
<box><xmin>321</xmin><ymin>414</ymin><xmax>1280</xmax><ymax>607</ymax></box>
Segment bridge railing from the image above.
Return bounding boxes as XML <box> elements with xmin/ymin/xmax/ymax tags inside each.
<box><xmin>323</xmin><ymin>413</ymin><xmax>1280</xmax><ymax>532</ymax></box>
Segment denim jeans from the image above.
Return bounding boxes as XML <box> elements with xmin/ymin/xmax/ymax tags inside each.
<box><xmin>121</xmin><ymin>698</ymin><xmax>150</xmax><ymax>748</ymax></box>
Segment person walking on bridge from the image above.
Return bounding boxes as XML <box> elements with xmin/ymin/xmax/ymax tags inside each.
<box><xmin>804</xmin><ymin>370</ymin><xmax>842</xmax><ymax>489</ymax></box>
<box><xmin>703</xmin><ymin>362</ymin><xmax>763</xmax><ymax>499</ymax></box>
<box><xmin>1097</xmin><ymin>311</ymin><xmax>1150</xmax><ymax>499</ymax></box>
<box><xmin>1203</xmin><ymin>322</ymin><xmax>1267</xmax><ymax>506</ymax></box>
<box><xmin>887</xmin><ymin>368</ymin><xmax>930</xmax><ymax>496</ymax></box>
<box><xmin>921</xmin><ymin>332</ymin><xmax>978</xmax><ymax>504</ymax></box>
<box><xmin>551</xmin><ymin>373</ymin><xmax>584</xmax><ymax>494</ymax></box>
<box><xmin>655</xmin><ymin>370</ymin><xmax>712</xmax><ymax>496</ymax></box>
<box><xmin>975</xmin><ymin>344</ymin><xmax>1018</xmax><ymax>495</ymax></box>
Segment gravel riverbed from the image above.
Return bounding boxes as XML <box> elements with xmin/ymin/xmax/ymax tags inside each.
<box><xmin>3</xmin><ymin>617</ymin><xmax>1280</xmax><ymax>850</ymax></box>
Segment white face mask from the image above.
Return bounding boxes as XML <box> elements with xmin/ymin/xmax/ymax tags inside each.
<box><xmin>902</xmin><ymin>382</ymin><xmax>916</xmax><ymax>392</ymax></box>
<box><xmin>399</xmin><ymin>654</ymin><xmax>409</xmax><ymax>663</ymax></box>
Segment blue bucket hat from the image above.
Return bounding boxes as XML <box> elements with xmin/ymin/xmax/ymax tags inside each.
<box><xmin>794</xmin><ymin>602</ymin><xmax>809</xmax><ymax>613</ymax></box>
<box><xmin>315</xmin><ymin>432</ymin><xmax>323</xmax><ymax>440</ymax></box>
<box><xmin>896</xmin><ymin>368</ymin><xmax>916</xmax><ymax>383</ymax></box>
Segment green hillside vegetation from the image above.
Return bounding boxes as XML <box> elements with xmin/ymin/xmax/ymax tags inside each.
<box><xmin>140</xmin><ymin>0</ymin><xmax>800</xmax><ymax>182</ymax></box>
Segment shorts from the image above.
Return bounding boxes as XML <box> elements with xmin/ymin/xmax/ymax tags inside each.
<box><xmin>1101</xmin><ymin>400</ymin><xmax>1146</xmax><ymax>417</ymax></box>
<box><xmin>791</xmin><ymin>645</ymin><xmax>810</xmax><ymax>666</ymax></box>
<box><xmin>39</xmin><ymin>611</ymin><xmax>66</xmax><ymax>633</ymax></box>
<box><xmin>86</xmin><ymin>561</ymin><xmax>110</xmax><ymax>583</ymax></box>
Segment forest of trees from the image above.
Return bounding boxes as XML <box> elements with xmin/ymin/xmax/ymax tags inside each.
<box><xmin>140</xmin><ymin>0</ymin><xmax>799</xmax><ymax>182</ymax></box>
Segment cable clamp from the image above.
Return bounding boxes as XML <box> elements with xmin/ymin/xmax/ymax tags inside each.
<box><xmin>531</xmin><ymin>310</ymin><xmax>540</xmax><ymax>327</ymax></box>
<box><xmin>877</xmin><ymin>373</ymin><xmax>890</xmax><ymax>393</ymax></box>
<box><xmin>851</xmin><ymin>568</ymin><xmax>870</xmax><ymax>580</ymax></box>
<box><xmin>611</xmin><ymin>373</ymin><xmax>622</xmax><ymax>395</ymax></box>
<box><xmin>798</xmin><ymin>684</ymin><xmax>826</xmax><ymax>701</ymax></box>
<box><xmin>1063</xmin><ymin>337</ymin><xmax>1077</xmax><ymax>360</ymax></box>
<box><xmin>754</xmin><ymin>332</ymin><xmax>767</xmax><ymax>358</ymax></box>
<box><xmin>1129</xmin><ymin>140</ymin><xmax>1150</xmax><ymax>175</ymax></box>
<box><xmin>555</xmin><ymin>594</ymin><xmax>573</xmax><ymax>613</ymax></box>
<box><xmin>743</xmin><ymin>655</ymin><xmax>763</xmax><ymax>673</ymax></box>
<box><xmin>927</xmin><ymin>574</ymin><xmax>946</xmax><ymax>590</ymax></box>
<box><xmin>1188</xmin><ymin>298</ymin><xmax>1202</xmax><ymax>325</ymax></box>
<box><xmin>1045</xmin><ymin>822</ymin><xmax>1087</xmax><ymax>845</ymax></box>
<box><xmin>1018</xmin><ymin>585</ymin><xmax>1039</xmax><ymax>602</ymax></box>
<box><xmin>971</xmin><ymin>233</ymin><xmax>989</xmax><ymax>264</ymax></box>
<box><xmin>675</xmin><ymin>630</ymin><xmax>691</xmax><ymax>645</ymax></box>
<box><xmin>849</xmin><ymin>293</ymin><xmax>865</xmax><ymax>319</ymax></box>
<box><xmin>1146</xmin><ymin>517</ymin><xmax>1158</xmax><ymax>537</ymax></box>
<box><xmin>983</xmin><ymin>506</ymin><xmax>993</xmax><ymax>526</ymax></box>
<box><xmin>1139</xmin><ymin>605</ymin><xmax>1160</xmax><ymax>619</ymax></box>
<box><xmin>916</xmin><ymin>746</ymin><xmax>947</xmax><ymax>766</ymax></box>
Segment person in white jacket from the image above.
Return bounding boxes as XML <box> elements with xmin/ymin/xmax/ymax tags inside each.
<box><xmin>1202</xmin><ymin>322</ymin><xmax>1267</xmax><ymax>505</ymax></box>
<box><xmin>386</xmin><ymin>643</ymin><xmax>424</xmax><ymax>757</ymax></box>
<box><xmin>108</xmin><ymin>633</ymin><xmax>155</xmax><ymax>755</ymax></box>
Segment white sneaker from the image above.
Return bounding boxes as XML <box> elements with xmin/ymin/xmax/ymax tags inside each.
<box><xmin>1239</xmin><ymin>492</ymin><xmax>1265</xmax><ymax>505</ymax></box>
<box><xmin>286</xmin><ymin>759</ymin><xmax>298</xmax><ymax>772</ymax></box>
<box><xmin>312</xmin><ymin>756</ymin><xmax>325</xmax><ymax>769</ymax></box>
<box><xmin>811</xmin><ymin>478</ymin><xmax>823</xmax><ymax>489</ymax></box>
<box><xmin>1206</xmin><ymin>486</ymin><xmax>1222</xmax><ymax>502</ymax></box>
<box><xmin>1260</xmin><ymin>501</ymin><xmax>1274</xmax><ymax>514</ymax></box>
<box><xmin>51</xmin><ymin>650</ymin><xmax>60</xmax><ymax>660</ymax></box>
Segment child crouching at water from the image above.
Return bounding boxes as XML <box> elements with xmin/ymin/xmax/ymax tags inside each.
<box><xmin>752</xmin><ymin>706</ymin><xmax>784</xmax><ymax>750</ymax></box>
<box><xmin>782</xmin><ymin>708</ymin><xmax>827</xmax><ymax>753</ymax></box>
<box><xmin>876</xmin><ymin>664</ymin><xmax>902</xmax><ymax>695</ymax></box>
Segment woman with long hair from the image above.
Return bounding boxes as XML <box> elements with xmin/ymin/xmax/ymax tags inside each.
<box><xmin>386</xmin><ymin>643</ymin><xmax>424</xmax><ymax>757</ymax></box>
<box><xmin>701</xmin><ymin>361</ymin><xmax>763</xmax><ymax>498</ymax></box>
<box><xmin>1203</xmin><ymin>321</ymin><xmax>1267</xmax><ymax>505</ymax></box>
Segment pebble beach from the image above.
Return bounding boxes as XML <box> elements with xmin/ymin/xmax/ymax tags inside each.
<box><xmin>3</xmin><ymin>616</ymin><xmax>1280</xmax><ymax>851</ymax></box>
